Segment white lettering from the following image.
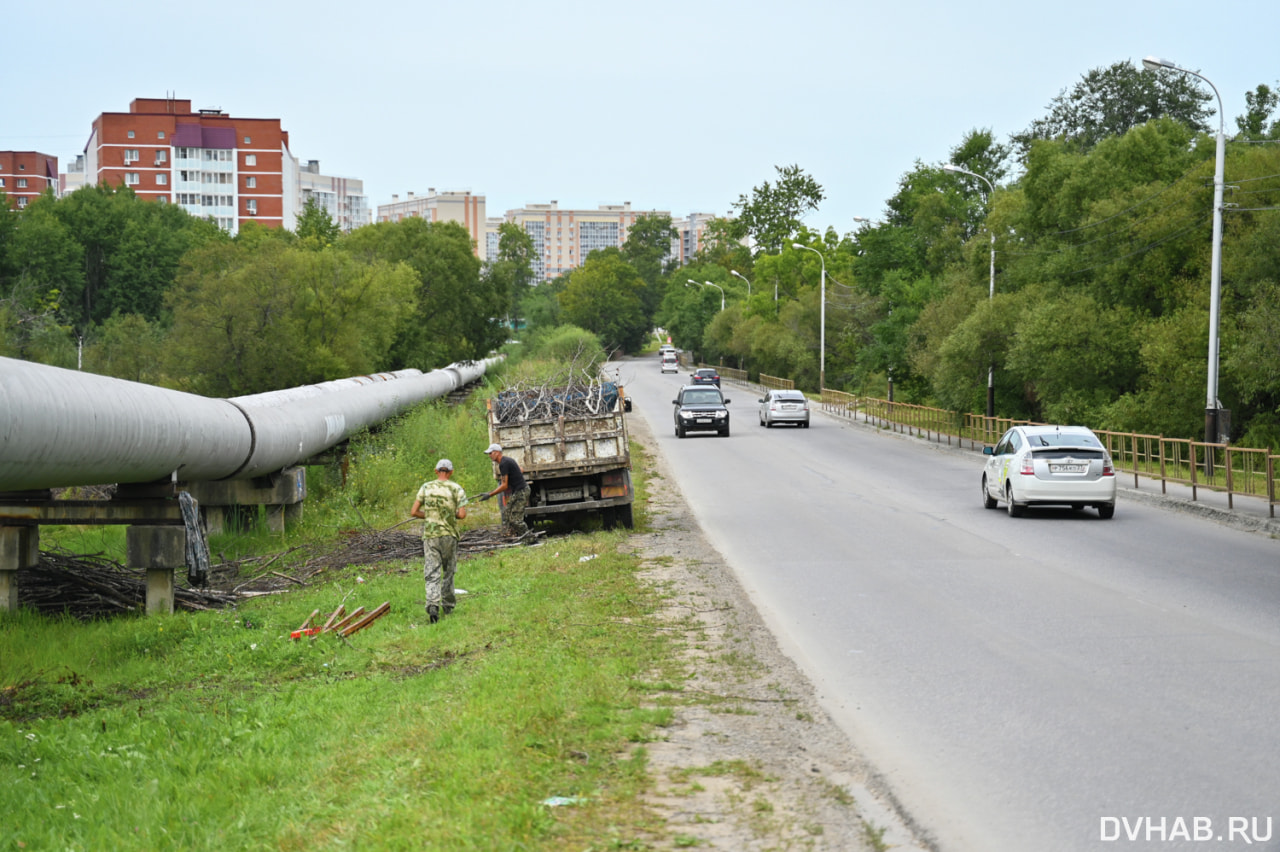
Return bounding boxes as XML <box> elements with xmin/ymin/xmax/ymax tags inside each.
<box><xmin>1100</xmin><ymin>817</ymin><xmax>1119</xmax><ymax>841</ymax></box>
<box><xmin>1223</xmin><ymin>813</ymin><xmax>1254</xmax><ymax>839</ymax></box>
<box><xmin>1169</xmin><ymin>817</ymin><xmax>1190</xmax><ymax>841</ymax></box>
<box><xmin>1194</xmin><ymin>817</ymin><xmax>1213</xmax><ymax>841</ymax></box>
<box><xmin>1146</xmin><ymin>816</ymin><xmax>1167</xmax><ymax>842</ymax></box>
<box><xmin>1122</xmin><ymin>817</ymin><xmax>1142</xmax><ymax>841</ymax></box>
<box><xmin>1255</xmin><ymin>817</ymin><xmax>1273</xmax><ymax>842</ymax></box>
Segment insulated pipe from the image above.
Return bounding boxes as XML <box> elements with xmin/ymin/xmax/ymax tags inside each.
<box><xmin>0</xmin><ymin>356</ymin><xmax>501</xmax><ymax>492</ymax></box>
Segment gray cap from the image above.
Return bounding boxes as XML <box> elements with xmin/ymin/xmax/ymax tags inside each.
<box><xmin>484</xmin><ymin>443</ymin><xmax>502</xmax><ymax>454</ymax></box>
<box><xmin>435</xmin><ymin>459</ymin><xmax>454</xmax><ymax>471</ymax></box>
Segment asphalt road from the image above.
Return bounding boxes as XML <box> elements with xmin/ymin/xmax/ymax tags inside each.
<box><xmin>614</xmin><ymin>357</ymin><xmax>1280</xmax><ymax>852</ymax></box>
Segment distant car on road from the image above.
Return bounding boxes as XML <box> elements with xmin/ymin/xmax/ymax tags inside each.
<box><xmin>690</xmin><ymin>368</ymin><xmax>720</xmax><ymax>387</ymax></box>
<box><xmin>981</xmin><ymin>425</ymin><xmax>1116</xmax><ymax>518</ymax></box>
<box><xmin>758</xmin><ymin>389</ymin><xmax>810</xmax><ymax>427</ymax></box>
<box><xmin>673</xmin><ymin>385</ymin><xmax>731</xmax><ymax>438</ymax></box>
<box><xmin>660</xmin><ymin>351</ymin><xmax>679</xmax><ymax>373</ymax></box>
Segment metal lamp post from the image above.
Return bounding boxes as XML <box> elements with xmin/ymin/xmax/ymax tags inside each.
<box><xmin>791</xmin><ymin>243</ymin><xmax>827</xmax><ymax>391</ymax></box>
<box><xmin>686</xmin><ymin>279</ymin><xmax>725</xmax><ymax>312</ymax></box>
<box><xmin>943</xmin><ymin>163</ymin><xmax>997</xmax><ymax>420</ymax></box>
<box><xmin>730</xmin><ymin>269</ymin><xmax>751</xmax><ymax>299</ymax></box>
<box><xmin>1143</xmin><ymin>55</ymin><xmax>1227</xmax><ymax>447</ymax></box>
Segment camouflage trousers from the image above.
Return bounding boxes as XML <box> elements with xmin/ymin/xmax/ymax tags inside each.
<box><xmin>423</xmin><ymin>535</ymin><xmax>459</xmax><ymax>612</ymax></box>
<box><xmin>500</xmin><ymin>487</ymin><xmax>530</xmax><ymax>536</ymax></box>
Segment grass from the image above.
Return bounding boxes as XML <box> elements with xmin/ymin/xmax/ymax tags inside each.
<box><xmin>1</xmin><ymin>382</ymin><xmax>690</xmax><ymax>851</ymax></box>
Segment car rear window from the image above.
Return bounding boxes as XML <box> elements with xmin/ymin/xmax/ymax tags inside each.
<box><xmin>1025</xmin><ymin>432</ymin><xmax>1101</xmax><ymax>448</ymax></box>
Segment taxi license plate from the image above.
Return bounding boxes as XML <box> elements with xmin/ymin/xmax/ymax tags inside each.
<box><xmin>1051</xmin><ymin>463</ymin><xmax>1086</xmax><ymax>473</ymax></box>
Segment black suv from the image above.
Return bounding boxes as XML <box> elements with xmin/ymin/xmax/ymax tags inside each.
<box><xmin>673</xmin><ymin>385</ymin><xmax>731</xmax><ymax>438</ymax></box>
<box><xmin>690</xmin><ymin>368</ymin><xmax>721</xmax><ymax>387</ymax></box>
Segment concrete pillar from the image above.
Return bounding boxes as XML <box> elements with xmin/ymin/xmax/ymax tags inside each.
<box><xmin>126</xmin><ymin>525</ymin><xmax>186</xmax><ymax>616</ymax></box>
<box><xmin>0</xmin><ymin>526</ymin><xmax>39</xmax><ymax>612</ymax></box>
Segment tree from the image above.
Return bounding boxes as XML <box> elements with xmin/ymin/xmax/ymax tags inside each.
<box><xmin>1012</xmin><ymin>61</ymin><xmax>1213</xmax><ymax>158</ymax></box>
<box><xmin>487</xmin><ymin>221</ymin><xmax>536</xmax><ymax>330</ymax></box>
<box><xmin>340</xmin><ymin>218</ymin><xmax>504</xmax><ymax>368</ymax></box>
<box><xmin>1236</xmin><ymin>83</ymin><xmax>1280</xmax><ymax>139</ymax></box>
<box><xmin>165</xmin><ymin>239</ymin><xmax>418</xmax><ymax>395</ymax></box>
<box><xmin>729</xmin><ymin>165</ymin><xmax>825</xmax><ymax>256</ymax></box>
<box><xmin>558</xmin><ymin>250</ymin><xmax>647</xmax><ymax>354</ymax></box>
<box><xmin>295</xmin><ymin>197</ymin><xmax>342</xmax><ymax>246</ymax></box>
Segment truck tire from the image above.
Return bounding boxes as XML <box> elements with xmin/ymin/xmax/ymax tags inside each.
<box><xmin>618</xmin><ymin>503</ymin><xmax>634</xmax><ymax>529</ymax></box>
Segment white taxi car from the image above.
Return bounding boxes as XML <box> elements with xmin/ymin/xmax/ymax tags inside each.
<box><xmin>981</xmin><ymin>425</ymin><xmax>1116</xmax><ymax>519</ymax></box>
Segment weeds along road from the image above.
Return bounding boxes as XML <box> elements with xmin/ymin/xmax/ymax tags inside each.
<box><xmin>612</xmin><ymin>356</ymin><xmax>1280</xmax><ymax>852</ymax></box>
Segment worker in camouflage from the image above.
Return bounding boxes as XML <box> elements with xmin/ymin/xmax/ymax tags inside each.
<box><xmin>410</xmin><ymin>459</ymin><xmax>468</xmax><ymax>623</ymax></box>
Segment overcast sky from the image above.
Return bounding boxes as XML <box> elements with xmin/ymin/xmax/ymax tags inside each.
<box><xmin>5</xmin><ymin>0</ymin><xmax>1278</xmax><ymax>236</ymax></box>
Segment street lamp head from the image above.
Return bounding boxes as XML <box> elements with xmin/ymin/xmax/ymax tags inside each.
<box><xmin>686</xmin><ymin>279</ymin><xmax>698</xmax><ymax>286</ymax></box>
<box><xmin>791</xmin><ymin>242</ymin><xmax>804</xmax><ymax>250</ymax></box>
<box><xmin>730</xmin><ymin>270</ymin><xmax>746</xmax><ymax>280</ymax></box>
<box><xmin>943</xmin><ymin>163</ymin><xmax>965</xmax><ymax>174</ymax></box>
<box><xmin>1142</xmin><ymin>55</ymin><xmax>1174</xmax><ymax>72</ymax></box>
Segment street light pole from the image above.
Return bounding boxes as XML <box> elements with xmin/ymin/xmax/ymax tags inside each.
<box><xmin>943</xmin><ymin>163</ymin><xmax>997</xmax><ymax>420</ymax></box>
<box><xmin>792</xmin><ymin>243</ymin><xmax>826</xmax><ymax>391</ymax></box>
<box><xmin>687</xmin><ymin>278</ymin><xmax>725</xmax><ymax>312</ymax></box>
<box><xmin>1143</xmin><ymin>55</ymin><xmax>1226</xmax><ymax>447</ymax></box>
<box><xmin>730</xmin><ymin>269</ymin><xmax>751</xmax><ymax>299</ymax></box>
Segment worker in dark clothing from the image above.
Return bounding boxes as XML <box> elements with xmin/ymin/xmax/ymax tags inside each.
<box><xmin>477</xmin><ymin>443</ymin><xmax>529</xmax><ymax>537</ymax></box>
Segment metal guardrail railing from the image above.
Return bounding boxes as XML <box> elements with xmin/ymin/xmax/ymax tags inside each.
<box><xmin>759</xmin><ymin>373</ymin><xmax>794</xmax><ymax>390</ymax></box>
<box><xmin>717</xmin><ymin>365</ymin><xmax>749</xmax><ymax>382</ymax></box>
<box><xmin>813</xmin><ymin>391</ymin><xmax>1278</xmax><ymax>518</ymax></box>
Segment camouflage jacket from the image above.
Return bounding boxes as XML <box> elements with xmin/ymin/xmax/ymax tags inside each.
<box><xmin>415</xmin><ymin>479</ymin><xmax>467</xmax><ymax>540</ymax></box>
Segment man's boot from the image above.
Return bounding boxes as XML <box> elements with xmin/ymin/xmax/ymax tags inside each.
<box><xmin>427</xmin><ymin>605</ymin><xmax>439</xmax><ymax>624</ymax></box>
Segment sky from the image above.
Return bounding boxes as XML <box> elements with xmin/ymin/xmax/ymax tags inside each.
<box><xmin>5</xmin><ymin>0</ymin><xmax>1279</xmax><ymax>237</ymax></box>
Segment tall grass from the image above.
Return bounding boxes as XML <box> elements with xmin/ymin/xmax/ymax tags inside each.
<box><xmin>2</xmin><ymin>384</ymin><xmax>684</xmax><ymax>851</ymax></box>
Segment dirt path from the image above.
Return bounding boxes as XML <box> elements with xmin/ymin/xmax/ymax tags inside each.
<box><xmin>621</xmin><ymin>407</ymin><xmax>933</xmax><ymax>851</ymax></box>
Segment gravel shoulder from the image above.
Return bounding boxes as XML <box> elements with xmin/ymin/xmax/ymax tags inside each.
<box><xmin>621</xmin><ymin>405</ymin><xmax>933</xmax><ymax>852</ymax></box>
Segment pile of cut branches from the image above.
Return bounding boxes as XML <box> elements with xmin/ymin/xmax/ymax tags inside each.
<box><xmin>17</xmin><ymin>550</ymin><xmax>238</xmax><ymax>619</ymax></box>
<box><xmin>491</xmin><ymin>366</ymin><xmax>620</xmax><ymax>424</ymax></box>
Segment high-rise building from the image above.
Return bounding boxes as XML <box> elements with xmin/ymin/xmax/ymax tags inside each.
<box><xmin>376</xmin><ymin>190</ymin><xmax>486</xmax><ymax>257</ymax></box>
<box><xmin>60</xmin><ymin>154</ymin><xmax>87</xmax><ymax>197</ymax></box>
<box><xmin>0</xmin><ymin>151</ymin><xmax>58</xmax><ymax>210</ymax></box>
<box><xmin>84</xmin><ymin>97</ymin><xmax>296</xmax><ymax>234</ymax></box>
<box><xmin>298</xmin><ymin>160</ymin><xmax>370</xmax><ymax>233</ymax></box>
<box><xmin>671</xmin><ymin>212</ymin><xmax>720</xmax><ymax>264</ymax></box>
<box><xmin>499</xmin><ymin>201</ymin><xmax>670</xmax><ymax>281</ymax></box>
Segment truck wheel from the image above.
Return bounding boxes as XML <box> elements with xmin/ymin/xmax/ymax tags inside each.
<box><xmin>618</xmin><ymin>504</ymin><xmax>634</xmax><ymax>529</ymax></box>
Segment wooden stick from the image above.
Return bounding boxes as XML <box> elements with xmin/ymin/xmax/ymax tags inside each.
<box><xmin>319</xmin><ymin>605</ymin><xmax>345</xmax><ymax>632</ymax></box>
<box><xmin>298</xmin><ymin>608</ymin><xmax>320</xmax><ymax>630</ymax></box>
<box><xmin>339</xmin><ymin>602</ymin><xmax>391</xmax><ymax>637</ymax></box>
<box><xmin>329</xmin><ymin>606</ymin><xmax>366</xmax><ymax>633</ymax></box>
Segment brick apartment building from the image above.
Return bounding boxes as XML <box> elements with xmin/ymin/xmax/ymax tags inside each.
<box><xmin>84</xmin><ymin>97</ymin><xmax>297</xmax><ymax>233</ymax></box>
<box><xmin>0</xmin><ymin>151</ymin><xmax>58</xmax><ymax>210</ymax></box>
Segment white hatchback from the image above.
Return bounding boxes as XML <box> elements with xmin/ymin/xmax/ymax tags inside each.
<box><xmin>981</xmin><ymin>425</ymin><xmax>1117</xmax><ymax>519</ymax></box>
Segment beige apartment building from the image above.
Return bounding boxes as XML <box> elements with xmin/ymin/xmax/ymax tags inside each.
<box><xmin>376</xmin><ymin>190</ymin><xmax>486</xmax><ymax>257</ymax></box>
<box><xmin>492</xmin><ymin>201</ymin><xmax>672</xmax><ymax>281</ymax></box>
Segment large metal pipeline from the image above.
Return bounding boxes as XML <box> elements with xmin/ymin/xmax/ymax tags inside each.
<box><xmin>0</xmin><ymin>356</ymin><xmax>498</xmax><ymax>492</ymax></box>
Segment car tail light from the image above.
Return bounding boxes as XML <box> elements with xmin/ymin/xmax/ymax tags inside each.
<box><xmin>1020</xmin><ymin>456</ymin><xmax>1035</xmax><ymax>475</ymax></box>
<box><xmin>1102</xmin><ymin>456</ymin><xmax>1115</xmax><ymax>477</ymax></box>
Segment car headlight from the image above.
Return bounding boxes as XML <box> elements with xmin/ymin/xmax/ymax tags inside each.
<box><xmin>679</xmin><ymin>411</ymin><xmax>696</xmax><ymax>419</ymax></box>
<box><xmin>714</xmin><ymin>411</ymin><xmax>727</xmax><ymax>418</ymax></box>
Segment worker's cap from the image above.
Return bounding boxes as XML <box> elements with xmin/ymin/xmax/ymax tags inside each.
<box><xmin>484</xmin><ymin>443</ymin><xmax>503</xmax><ymax>454</ymax></box>
<box><xmin>434</xmin><ymin>459</ymin><xmax>454</xmax><ymax>471</ymax></box>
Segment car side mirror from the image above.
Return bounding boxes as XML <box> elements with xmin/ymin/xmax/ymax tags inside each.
<box><xmin>758</xmin><ymin>399</ymin><xmax>765</xmax><ymax>403</ymax></box>
<box><xmin>983</xmin><ymin>446</ymin><xmax>994</xmax><ymax>455</ymax></box>
<box><xmin>723</xmin><ymin>399</ymin><xmax>731</xmax><ymax>405</ymax></box>
<box><xmin>672</xmin><ymin>399</ymin><xmax>678</xmax><ymax>405</ymax></box>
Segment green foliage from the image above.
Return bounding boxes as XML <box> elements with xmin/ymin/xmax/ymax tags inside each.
<box><xmin>729</xmin><ymin>164</ymin><xmax>825</xmax><ymax>256</ymax></box>
<box><xmin>82</xmin><ymin>313</ymin><xmax>166</xmax><ymax>384</ymax></box>
<box><xmin>293</xmin><ymin>197</ymin><xmax>341</xmax><ymax>247</ymax></box>
<box><xmin>164</xmin><ymin>238</ymin><xmax>418</xmax><ymax>395</ymax></box>
<box><xmin>341</xmin><ymin>218</ymin><xmax>504</xmax><ymax>368</ymax></box>
<box><xmin>558</xmin><ymin>250</ymin><xmax>648</xmax><ymax>354</ymax></box>
<box><xmin>522</xmin><ymin>325</ymin><xmax>607</xmax><ymax>373</ymax></box>
<box><xmin>1012</xmin><ymin>61</ymin><xmax>1214</xmax><ymax>158</ymax></box>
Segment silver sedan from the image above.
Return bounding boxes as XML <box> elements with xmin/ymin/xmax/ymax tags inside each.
<box><xmin>982</xmin><ymin>424</ymin><xmax>1117</xmax><ymax>518</ymax></box>
<box><xmin>758</xmin><ymin>389</ymin><xmax>810</xmax><ymax>428</ymax></box>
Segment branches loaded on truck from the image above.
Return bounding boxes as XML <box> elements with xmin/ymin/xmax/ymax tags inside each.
<box><xmin>486</xmin><ymin>377</ymin><xmax>634</xmax><ymax>529</ymax></box>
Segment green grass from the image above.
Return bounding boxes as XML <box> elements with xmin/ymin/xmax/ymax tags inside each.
<box><xmin>2</xmin><ymin>385</ymin><xmax>686</xmax><ymax>851</ymax></box>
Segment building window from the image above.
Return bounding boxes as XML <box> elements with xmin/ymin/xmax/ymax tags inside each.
<box><xmin>246</xmin><ymin>199</ymin><xmax>258</xmax><ymax>215</ymax></box>
<box><xmin>157</xmin><ymin>173</ymin><xmax>168</xmax><ymax>186</ymax></box>
<box><xmin>244</xmin><ymin>136</ymin><xmax>251</xmax><ymax>145</ymax></box>
<box><xmin>244</xmin><ymin>154</ymin><xmax>257</xmax><ymax>166</ymax></box>
<box><xmin>17</xmin><ymin>178</ymin><xmax>27</xmax><ymax>188</ymax></box>
<box><xmin>158</xmin><ymin>131</ymin><xmax>165</xmax><ymax>140</ymax></box>
<box><xmin>128</xmin><ymin>130</ymin><xmax>135</xmax><ymax>139</ymax></box>
<box><xmin>17</xmin><ymin>198</ymin><xmax>26</xmax><ymax>208</ymax></box>
<box><xmin>246</xmin><ymin>176</ymin><xmax>256</xmax><ymax>188</ymax></box>
<box><xmin>0</xmin><ymin>178</ymin><xmax>4</xmax><ymax>186</ymax></box>
<box><xmin>155</xmin><ymin>150</ymin><xmax>167</xmax><ymax>164</ymax></box>
<box><xmin>124</xmin><ymin>149</ymin><xmax>139</xmax><ymax>164</ymax></box>
<box><xmin>125</xmin><ymin>173</ymin><xmax>139</xmax><ymax>186</ymax></box>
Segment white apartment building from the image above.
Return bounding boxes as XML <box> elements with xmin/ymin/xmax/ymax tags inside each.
<box><xmin>298</xmin><ymin>160</ymin><xmax>369</xmax><ymax>232</ymax></box>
